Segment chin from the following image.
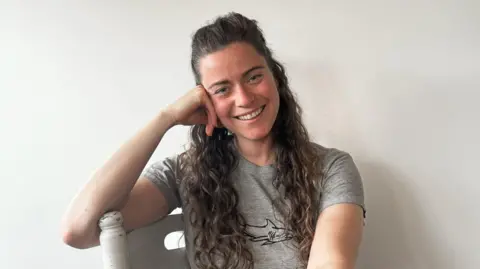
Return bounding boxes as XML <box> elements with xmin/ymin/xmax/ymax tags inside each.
<box><xmin>236</xmin><ymin>127</ymin><xmax>272</xmax><ymax>141</ymax></box>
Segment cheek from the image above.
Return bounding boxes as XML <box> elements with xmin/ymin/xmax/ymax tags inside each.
<box><xmin>260</xmin><ymin>87</ymin><xmax>279</xmax><ymax>109</ymax></box>
<box><xmin>259</xmin><ymin>75</ymin><xmax>278</xmax><ymax>97</ymax></box>
<box><xmin>213</xmin><ymin>100</ymin><xmax>231</xmax><ymax>119</ymax></box>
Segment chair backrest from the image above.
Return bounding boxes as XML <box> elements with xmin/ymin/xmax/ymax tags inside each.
<box><xmin>99</xmin><ymin>211</ymin><xmax>187</xmax><ymax>269</ymax></box>
<box><xmin>127</xmin><ymin>213</ymin><xmax>187</xmax><ymax>269</ymax></box>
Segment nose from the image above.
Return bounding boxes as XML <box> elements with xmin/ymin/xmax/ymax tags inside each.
<box><xmin>235</xmin><ymin>86</ymin><xmax>255</xmax><ymax>107</ymax></box>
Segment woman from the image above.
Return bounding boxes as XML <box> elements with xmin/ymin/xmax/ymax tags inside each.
<box><xmin>61</xmin><ymin>12</ymin><xmax>365</xmax><ymax>269</ymax></box>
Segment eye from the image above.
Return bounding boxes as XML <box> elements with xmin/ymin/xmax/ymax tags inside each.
<box><xmin>214</xmin><ymin>87</ymin><xmax>228</xmax><ymax>95</ymax></box>
<box><xmin>248</xmin><ymin>74</ymin><xmax>263</xmax><ymax>83</ymax></box>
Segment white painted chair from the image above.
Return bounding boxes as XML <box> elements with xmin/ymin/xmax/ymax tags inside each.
<box><xmin>99</xmin><ymin>211</ymin><xmax>187</xmax><ymax>269</ymax></box>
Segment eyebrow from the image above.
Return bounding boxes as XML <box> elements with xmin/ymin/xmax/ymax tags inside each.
<box><xmin>207</xmin><ymin>65</ymin><xmax>265</xmax><ymax>90</ymax></box>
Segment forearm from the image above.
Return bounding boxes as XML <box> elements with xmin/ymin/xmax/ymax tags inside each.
<box><xmin>61</xmin><ymin>109</ymin><xmax>175</xmax><ymax>246</ymax></box>
<box><xmin>85</xmin><ymin>109</ymin><xmax>174</xmax><ymax>210</ymax></box>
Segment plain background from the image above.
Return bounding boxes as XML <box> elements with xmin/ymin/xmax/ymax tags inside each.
<box><xmin>1</xmin><ymin>1</ymin><xmax>479</xmax><ymax>268</ymax></box>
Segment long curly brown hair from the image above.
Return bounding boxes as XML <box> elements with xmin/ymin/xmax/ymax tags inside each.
<box><xmin>179</xmin><ymin>12</ymin><xmax>322</xmax><ymax>269</ymax></box>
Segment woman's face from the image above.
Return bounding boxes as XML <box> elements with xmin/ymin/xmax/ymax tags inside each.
<box><xmin>199</xmin><ymin>42</ymin><xmax>280</xmax><ymax>142</ymax></box>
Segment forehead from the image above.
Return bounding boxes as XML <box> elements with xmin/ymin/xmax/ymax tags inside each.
<box><xmin>198</xmin><ymin>42</ymin><xmax>266</xmax><ymax>84</ymax></box>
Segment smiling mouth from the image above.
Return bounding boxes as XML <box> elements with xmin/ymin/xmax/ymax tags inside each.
<box><xmin>235</xmin><ymin>105</ymin><xmax>266</xmax><ymax>121</ymax></box>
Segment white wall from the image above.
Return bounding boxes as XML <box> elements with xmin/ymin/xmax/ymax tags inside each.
<box><xmin>1</xmin><ymin>1</ymin><xmax>479</xmax><ymax>268</ymax></box>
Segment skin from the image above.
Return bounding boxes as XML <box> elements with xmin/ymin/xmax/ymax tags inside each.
<box><xmin>198</xmin><ymin>42</ymin><xmax>364</xmax><ymax>269</ymax></box>
<box><xmin>198</xmin><ymin>42</ymin><xmax>280</xmax><ymax>165</ymax></box>
<box><xmin>61</xmin><ymin>41</ymin><xmax>363</xmax><ymax>269</ymax></box>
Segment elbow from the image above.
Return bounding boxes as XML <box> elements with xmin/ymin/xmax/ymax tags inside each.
<box><xmin>61</xmin><ymin>224</ymin><xmax>84</xmax><ymax>249</ymax></box>
<box><xmin>60</xmin><ymin>219</ymin><xmax>97</xmax><ymax>249</ymax></box>
<box><xmin>61</xmin><ymin>228</ymin><xmax>79</xmax><ymax>248</ymax></box>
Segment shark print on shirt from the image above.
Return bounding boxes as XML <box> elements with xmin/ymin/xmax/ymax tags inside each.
<box><xmin>243</xmin><ymin>218</ymin><xmax>293</xmax><ymax>246</ymax></box>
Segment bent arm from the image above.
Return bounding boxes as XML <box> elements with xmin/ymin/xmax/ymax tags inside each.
<box><xmin>60</xmin><ymin>110</ymin><xmax>176</xmax><ymax>249</ymax></box>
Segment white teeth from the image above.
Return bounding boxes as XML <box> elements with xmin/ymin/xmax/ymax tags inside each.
<box><xmin>237</xmin><ymin>106</ymin><xmax>264</xmax><ymax>120</ymax></box>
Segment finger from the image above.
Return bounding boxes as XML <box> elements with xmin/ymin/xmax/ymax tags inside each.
<box><xmin>191</xmin><ymin>109</ymin><xmax>209</xmax><ymax>126</ymax></box>
<box><xmin>202</xmin><ymin>93</ymin><xmax>217</xmax><ymax>136</ymax></box>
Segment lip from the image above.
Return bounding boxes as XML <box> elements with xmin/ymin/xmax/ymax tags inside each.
<box><xmin>234</xmin><ymin>105</ymin><xmax>266</xmax><ymax>119</ymax></box>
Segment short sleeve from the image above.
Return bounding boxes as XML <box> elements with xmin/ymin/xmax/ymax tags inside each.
<box><xmin>142</xmin><ymin>155</ymin><xmax>182</xmax><ymax>214</ymax></box>
<box><xmin>319</xmin><ymin>149</ymin><xmax>366</xmax><ymax>218</ymax></box>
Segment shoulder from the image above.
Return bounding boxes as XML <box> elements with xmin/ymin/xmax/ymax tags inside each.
<box><xmin>309</xmin><ymin>142</ymin><xmax>361</xmax><ymax>186</ymax></box>
<box><xmin>146</xmin><ymin>153</ymin><xmax>181</xmax><ymax>171</ymax></box>
<box><xmin>143</xmin><ymin>151</ymin><xmax>188</xmax><ymax>182</ymax></box>
<box><xmin>310</xmin><ymin>142</ymin><xmax>365</xmax><ymax>214</ymax></box>
<box><xmin>310</xmin><ymin>142</ymin><xmax>357</xmax><ymax>171</ymax></box>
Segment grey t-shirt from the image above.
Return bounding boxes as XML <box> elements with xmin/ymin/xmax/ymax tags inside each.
<box><xmin>142</xmin><ymin>143</ymin><xmax>365</xmax><ymax>268</ymax></box>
